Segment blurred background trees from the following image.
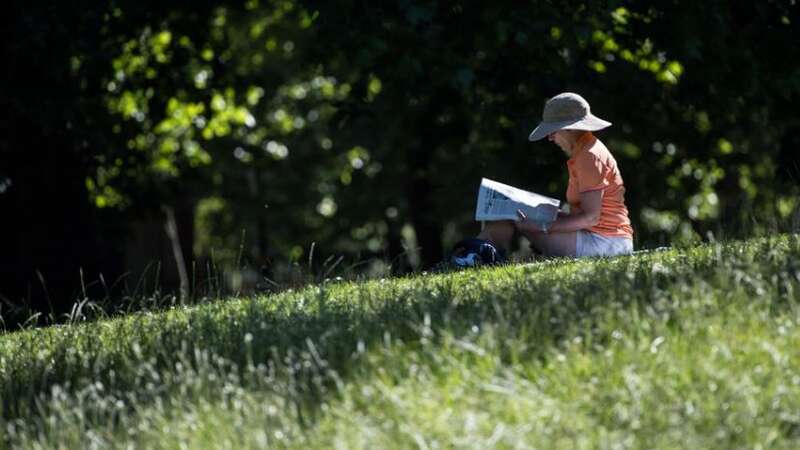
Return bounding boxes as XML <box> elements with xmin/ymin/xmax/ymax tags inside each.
<box><xmin>2</xmin><ymin>0</ymin><xmax>798</xmax><ymax>322</ymax></box>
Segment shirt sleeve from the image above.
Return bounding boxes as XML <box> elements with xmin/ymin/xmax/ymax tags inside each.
<box><xmin>575</xmin><ymin>152</ymin><xmax>609</xmax><ymax>193</ymax></box>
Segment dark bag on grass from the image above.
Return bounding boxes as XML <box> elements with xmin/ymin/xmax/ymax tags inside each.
<box><xmin>449</xmin><ymin>238</ymin><xmax>505</xmax><ymax>268</ymax></box>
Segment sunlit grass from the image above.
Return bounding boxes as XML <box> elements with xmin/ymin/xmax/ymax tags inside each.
<box><xmin>2</xmin><ymin>235</ymin><xmax>800</xmax><ymax>448</ymax></box>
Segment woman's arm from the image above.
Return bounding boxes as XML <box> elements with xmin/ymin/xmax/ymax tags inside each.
<box><xmin>518</xmin><ymin>189</ymin><xmax>603</xmax><ymax>234</ymax></box>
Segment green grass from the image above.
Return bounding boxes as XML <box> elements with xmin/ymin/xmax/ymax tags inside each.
<box><xmin>2</xmin><ymin>235</ymin><xmax>800</xmax><ymax>448</ymax></box>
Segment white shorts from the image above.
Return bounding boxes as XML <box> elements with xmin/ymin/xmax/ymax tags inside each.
<box><xmin>576</xmin><ymin>231</ymin><xmax>633</xmax><ymax>258</ymax></box>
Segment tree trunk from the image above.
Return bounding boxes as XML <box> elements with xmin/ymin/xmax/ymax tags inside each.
<box><xmin>162</xmin><ymin>205</ymin><xmax>190</xmax><ymax>303</ymax></box>
<box><xmin>406</xmin><ymin>102</ymin><xmax>444</xmax><ymax>268</ymax></box>
<box><xmin>385</xmin><ymin>218</ymin><xmax>410</xmax><ymax>274</ymax></box>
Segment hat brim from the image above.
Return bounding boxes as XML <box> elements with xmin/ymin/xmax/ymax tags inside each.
<box><xmin>528</xmin><ymin>114</ymin><xmax>612</xmax><ymax>142</ymax></box>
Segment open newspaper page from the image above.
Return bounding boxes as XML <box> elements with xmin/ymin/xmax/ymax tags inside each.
<box><xmin>475</xmin><ymin>178</ymin><xmax>560</xmax><ymax>224</ymax></box>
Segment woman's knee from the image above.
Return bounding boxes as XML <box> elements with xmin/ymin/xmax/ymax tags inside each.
<box><xmin>478</xmin><ymin>220</ymin><xmax>515</xmax><ymax>247</ymax></box>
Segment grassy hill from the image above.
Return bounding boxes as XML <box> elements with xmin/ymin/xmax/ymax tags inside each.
<box><xmin>2</xmin><ymin>235</ymin><xmax>800</xmax><ymax>449</ymax></box>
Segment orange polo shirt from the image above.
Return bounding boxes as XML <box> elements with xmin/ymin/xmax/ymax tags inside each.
<box><xmin>566</xmin><ymin>132</ymin><xmax>633</xmax><ymax>238</ymax></box>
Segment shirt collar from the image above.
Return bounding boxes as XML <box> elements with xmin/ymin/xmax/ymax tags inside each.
<box><xmin>568</xmin><ymin>132</ymin><xmax>595</xmax><ymax>161</ymax></box>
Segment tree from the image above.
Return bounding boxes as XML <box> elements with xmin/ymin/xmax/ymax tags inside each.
<box><xmin>2</xmin><ymin>0</ymin><xmax>798</xmax><ymax>323</ymax></box>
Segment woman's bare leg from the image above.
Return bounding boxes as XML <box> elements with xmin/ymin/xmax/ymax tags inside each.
<box><xmin>476</xmin><ymin>220</ymin><xmax>516</xmax><ymax>251</ymax></box>
<box><xmin>525</xmin><ymin>231</ymin><xmax>578</xmax><ymax>257</ymax></box>
<box><xmin>478</xmin><ymin>222</ymin><xmax>578</xmax><ymax>257</ymax></box>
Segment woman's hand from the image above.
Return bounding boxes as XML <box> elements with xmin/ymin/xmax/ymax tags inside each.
<box><xmin>516</xmin><ymin>209</ymin><xmax>543</xmax><ymax>233</ymax></box>
<box><xmin>514</xmin><ymin>209</ymin><xmax>547</xmax><ymax>233</ymax></box>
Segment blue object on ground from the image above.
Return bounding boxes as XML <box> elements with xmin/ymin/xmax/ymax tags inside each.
<box><xmin>449</xmin><ymin>238</ymin><xmax>506</xmax><ymax>267</ymax></box>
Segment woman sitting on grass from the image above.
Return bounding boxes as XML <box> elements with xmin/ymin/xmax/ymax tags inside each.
<box><xmin>478</xmin><ymin>92</ymin><xmax>634</xmax><ymax>258</ymax></box>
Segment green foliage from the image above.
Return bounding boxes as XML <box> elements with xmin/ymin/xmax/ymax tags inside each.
<box><xmin>5</xmin><ymin>1</ymin><xmax>800</xmax><ymax>309</ymax></box>
<box><xmin>59</xmin><ymin>2</ymin><xmax>800</xmax><ymax>257</ymax></box>
<box><xmin>2</xmin><ymin>235</ymin><xmax>800</xmax><ymax>447</ymax></box>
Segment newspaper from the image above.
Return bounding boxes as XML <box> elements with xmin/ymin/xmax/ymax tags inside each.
<box><xmin>475</xmin><ymin>178</ymin><xmax>560</xmax><ymax>224</ymax></box>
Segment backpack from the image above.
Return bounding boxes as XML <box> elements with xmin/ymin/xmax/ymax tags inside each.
<box><xmin>448</xmin><ymin>238</ymin><xmax>506</xmax><ymax>268</ymax></box>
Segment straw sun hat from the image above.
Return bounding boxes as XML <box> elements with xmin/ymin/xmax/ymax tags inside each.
<box><xmin>528</xmin><ymin>92</ymin><xmax>612</xmax><ymax>141</ymax></box>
